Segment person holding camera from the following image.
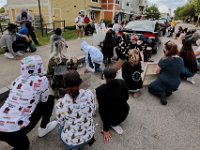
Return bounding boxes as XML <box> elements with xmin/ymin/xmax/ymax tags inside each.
<box><xmin>16</xmin><ymin>8</ymin><xmax>40</xmax><ymax>45</ymax></box>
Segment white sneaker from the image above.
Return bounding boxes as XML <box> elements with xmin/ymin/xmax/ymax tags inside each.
<box><xmin>86</xmin><ymin>66</ymin><xmax>95</xmax><ymax>72</ymax></box>
<box><xmin>4</xmin><ymin>52</ymin><xmax>14</xmax><ymax>59</ymax></box>
<box><xmin>38</xmin><ymin>120</ymin><xmax>58</xmax><ymax>137</ymax></box>
<box><xmin>15</xmin><ymin>51</ymin><xmax>23</xmax><ymax>56</ymax></box>
<box><xmin>187</xmin><ymin>77</ymin><xmax>195</xmax><ymax>84</ymax></box>
<box><xmin>111</xmin><ymin>125</ymin><xmax>123</xmax><ymax>134</ymax></box>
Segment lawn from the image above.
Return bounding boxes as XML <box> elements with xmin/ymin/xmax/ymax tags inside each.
<box><xmin>0</xmin><ymin>29</ymin><xmax>77</xmax><ymax>54</ymax></box>
<box><xmin>35</xmin><ymin>29</ymin><xmax>77</xmax><ymax>45</ymax></box>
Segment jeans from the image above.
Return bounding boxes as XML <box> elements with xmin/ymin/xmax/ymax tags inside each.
<box><xmin>12</xmin><ymin>37</ymin><xmax>30</xmax><ymax>52</ymax></box>
<box><xmin>180</xmin><ymin>66</ymin><xmax>195</xmax><ymax>78</ymax></box>
<box><xmin>88</xmin><ymin>53</ymin><xmax>101</xmax><ymax>72</ymax></box>
<box><xmin>148</xmin><ymin>80</ymin><xmax>173</xmax><ymax>97</ymax></box>
<box><xmin>28</xmin><ymin>27</ymin><xmax>39</xmax><ymax>45</ymax></box>
<box><xmin>58</xmin><ymin>126</ymin><xmax>91</xmax><ymax>150</ymax></box>
<box><xmin>197</xmin><ymin>58</ymin><xmax>200</xmax><ymax>70</ymax></box>
<box><xmin>0</xmin><ymin>95</ymin><xmax>54</xmax><ymax>150</ymax></box>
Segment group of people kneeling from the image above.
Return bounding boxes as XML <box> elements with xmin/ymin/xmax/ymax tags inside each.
<box><xmin>0</xmin><ymin>25</ymin><xmax>200</xmax><ymax>150</ymax></box>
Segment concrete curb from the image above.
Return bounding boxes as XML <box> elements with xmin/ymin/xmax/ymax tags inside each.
<box><xmin>0</xmin><ymin>87</ymin><xmax>10</xmax><ymax>101</ymax></box>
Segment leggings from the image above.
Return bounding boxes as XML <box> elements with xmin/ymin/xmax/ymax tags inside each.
<box><xmin>0</xmin><ymin>95</ymin><xmax>54</xmax><ymax>150</ymax></box>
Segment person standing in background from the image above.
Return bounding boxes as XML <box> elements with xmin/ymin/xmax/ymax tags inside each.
<box><xmin>16</xmin><ymin>8</ymin><xmax>40</xmax><ymax>45</ymax></box>
<box><xmin>75</xmin><ymin>12</ymin><xmax>84</xmax><ymax>39</ymax></box>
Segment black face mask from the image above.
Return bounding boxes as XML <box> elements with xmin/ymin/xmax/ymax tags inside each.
<box><xmin>22</xmin><ymin>12</ymin><xmax>27</xmax><ymax>18</ymax></box>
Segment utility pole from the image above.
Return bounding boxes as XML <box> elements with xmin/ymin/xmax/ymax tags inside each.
<box><xmin>38</xmin><ymin>0</ymin><xmax>43</xmax><ymax>36</ymax></box>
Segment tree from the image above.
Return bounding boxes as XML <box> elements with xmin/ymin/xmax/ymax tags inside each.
<box><xmin>194</xmin><ymin>0</ymin><xmax>200</xmax><ymax>26</ymax></box>
<box><xmin>174</xmin><ymin>3</ymin><xmax>195</xmax><ymax>20</ymax></box>
<box><xmin>145</xmin><ymin>4</ymin><xmax>161</xmax><ymax>20</ymax></box>
<box><xmin>0</xmin><ymin>7</ymin><xmax>5</xmax><ymax>14</ymax></box>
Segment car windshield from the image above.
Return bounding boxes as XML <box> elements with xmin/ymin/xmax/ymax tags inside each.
<box><xmin>157</xmin><ymin>20</ymin><xmax>166</xmax><ymax>24</ymax></box>
<box><xmin>125</xmin><ymin>21</ymin><xmax>155</xmax><ymax>32</ymax></box>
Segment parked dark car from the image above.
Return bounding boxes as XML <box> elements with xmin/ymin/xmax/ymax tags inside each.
<box><xmin>119</xmin><ymin>20</ymin><xmax>160</xmax><ymax>54</ymax></box>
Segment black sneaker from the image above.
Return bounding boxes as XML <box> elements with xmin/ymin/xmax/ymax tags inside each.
<box><xmin>166</xmin><ymin>91</ymin><xmax>172</xmax><ymax>96</ymax></box>
<box><xmin>160</xmin><ymin>94</ymin><xmax>167</xmax><ymax>105</ymax></box>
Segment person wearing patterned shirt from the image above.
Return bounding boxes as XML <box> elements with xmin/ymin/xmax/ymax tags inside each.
<box><xmin>55</xmin><ymin>70</ymin><xmax>96</xmax><ymax>150</ymax></box>
<box><xmin>0</xmin><ymin>55</ymin><xmax>57</xmax><ymax>150</ymax></box>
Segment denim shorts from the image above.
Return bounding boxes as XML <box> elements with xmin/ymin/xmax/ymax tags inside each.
<box><xmin>58</xmin><ymin>126</ymin><xmax>91</xmax><ymax>150</ymax></box>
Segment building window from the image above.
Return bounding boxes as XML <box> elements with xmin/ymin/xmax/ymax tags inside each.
<box><xmin>116</xmin><ymin>0</ymin><xmax>120</xmax><ymax>4</ymax></box>
<box><xmin>90</xmin><ymin>11</ymin><xmax>95</xmax><ymax>21</ymax></box>
<box><xmin>92</xmin><ymin>0</ymin><xmax>98</xmax><ymax>2</ymax></box>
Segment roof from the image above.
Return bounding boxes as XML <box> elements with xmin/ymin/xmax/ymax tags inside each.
<box><xmin>89</xmin><ymin>6</ymin><xmax>102</xmax><ymax>11</ymax></box>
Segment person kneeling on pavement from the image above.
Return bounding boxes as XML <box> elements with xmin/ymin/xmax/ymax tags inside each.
<box><xmin>179</xmin><ymin>39</ymin><xmax>197</xmax><ymax>84</ymax></box>
<box><xmin>55</xmin><ymin>70</ymin><xmax>96</xmax><ymax>150</ymax></box>
<box><xmin>0</xmin><ymin>23</ymin><xmax>31</xmax><ymax>59</ymax></box>
<box><xmin>0</xmin><ymin>55</ymin><xmax>57</xmax><ymax>150</ymax></box>
<box><xmin>81</xmin><ymin>41</ymin><xmax>103</xmax><ymax>73</ymax></box>
<box><xmin>148</xmin><ymin>41</ymin><xmax>184</xmax><ymax>105</ymax></box>
<box><xmin>96</xmin><ymin>67</ymin><xmax>130</xmax><ymax>143</ymax></box>
<box><xmin>18</xmin><ymin>22</ymin><xmax>37</xmax><ymax>52</ymax></box>
<box><xmin>47</xmin><ymin>32</ymin><xmax>78</xmax><ymax>98</ymax></box>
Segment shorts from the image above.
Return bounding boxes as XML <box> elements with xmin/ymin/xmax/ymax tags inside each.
<box><xmin>76</xmin><ymin>25</ymin><xmax>83</xmax><ymax>30</ymax></box>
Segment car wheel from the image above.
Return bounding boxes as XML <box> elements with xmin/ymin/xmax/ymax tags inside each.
<box><xmin>152</xmin><ymin>42</ymin><xmax>159</xmax><ymax>54</ymax></box>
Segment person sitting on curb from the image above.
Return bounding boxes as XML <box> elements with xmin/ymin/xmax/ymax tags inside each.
<box><xmin>96</xmin><ymin>66</ymin><xmax>130</xmax><ymax>143</ymax></box>
<box><xmin>0</xmin><ymin>55</ymin><xmax>57</xmax><ymax>150</ymax></box>
<box><xmin>55</xmin><ymin>70</ymin><xmax>96</xmax><ymax>150</ymax></box>
<box><xmin>0</xmin><ymin>23</ymin><xmax>30</xmax><ymax>59</ymax></box>
<box><xmin>148</xmin><ymin>41</ymin><xmax>184</xmax><ymax>105</ymax></box>
<box><xmin>81</xmin><ymin>41</ymin><xmax>103</xmax><ymax>73</ymax></box>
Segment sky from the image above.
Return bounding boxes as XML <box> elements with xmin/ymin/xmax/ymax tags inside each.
<box><xmin>0</xmin><ymin>0</ymin><xmax>7</xmax><ymax>8</ymax></box>
<box><xmin>0</xmin><ymin>0</ymin><xmax>188</xmax><ymax>14</ymax></box>
<box><xmin>148</xmin><ymin>0</ymin><xmax>188</xmax><ymax>14</ymax></box>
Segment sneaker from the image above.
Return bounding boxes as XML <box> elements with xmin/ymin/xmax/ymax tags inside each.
<box><xmin>160</xmin><ymin>94</ymin><xmax>167</xmax><ymax>105</ymax></box>
<box><xmin>4</xmin><ymin>52</ymin><xmax>14</xmax><ymax>59</ymax></box>
<box><xmin>16</xmin><ymin>51</ymin><xmax>24</xmax><ymax>56</ymax></box>
<box><xmin>86</xmin><ymin>67</ymin><xmax>95</xmax><ymax>73</ymax></box>
<box><xmin>187</xmin><ymin>77</ymin><xmax>195</xmax><ymax>84</ymax></box>
<box><xmin>111</xmin><ymin>125</ymin><xmax>123</xmax><ymax>134</ymax></box>
<box><xmin>38</xmin><ymin>120</ymin><xmax>58</xmax><ymax>137</ymax></box>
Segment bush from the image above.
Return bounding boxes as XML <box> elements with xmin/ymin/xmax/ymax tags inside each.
<box><xmin>65</xmin><ymin>25</ymin><xmax>76</xmax><ymax>30</ymax></box>
<box><xmin>104</xmin><ymin>20</ymin><xmax>112</xmax><ymax>27</ymax></box>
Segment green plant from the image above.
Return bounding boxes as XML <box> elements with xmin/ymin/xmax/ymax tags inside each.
<box><xmin>65</xmin><ymin>26</ymin><xmax>76</xmax><ymax>30</ymax></box>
